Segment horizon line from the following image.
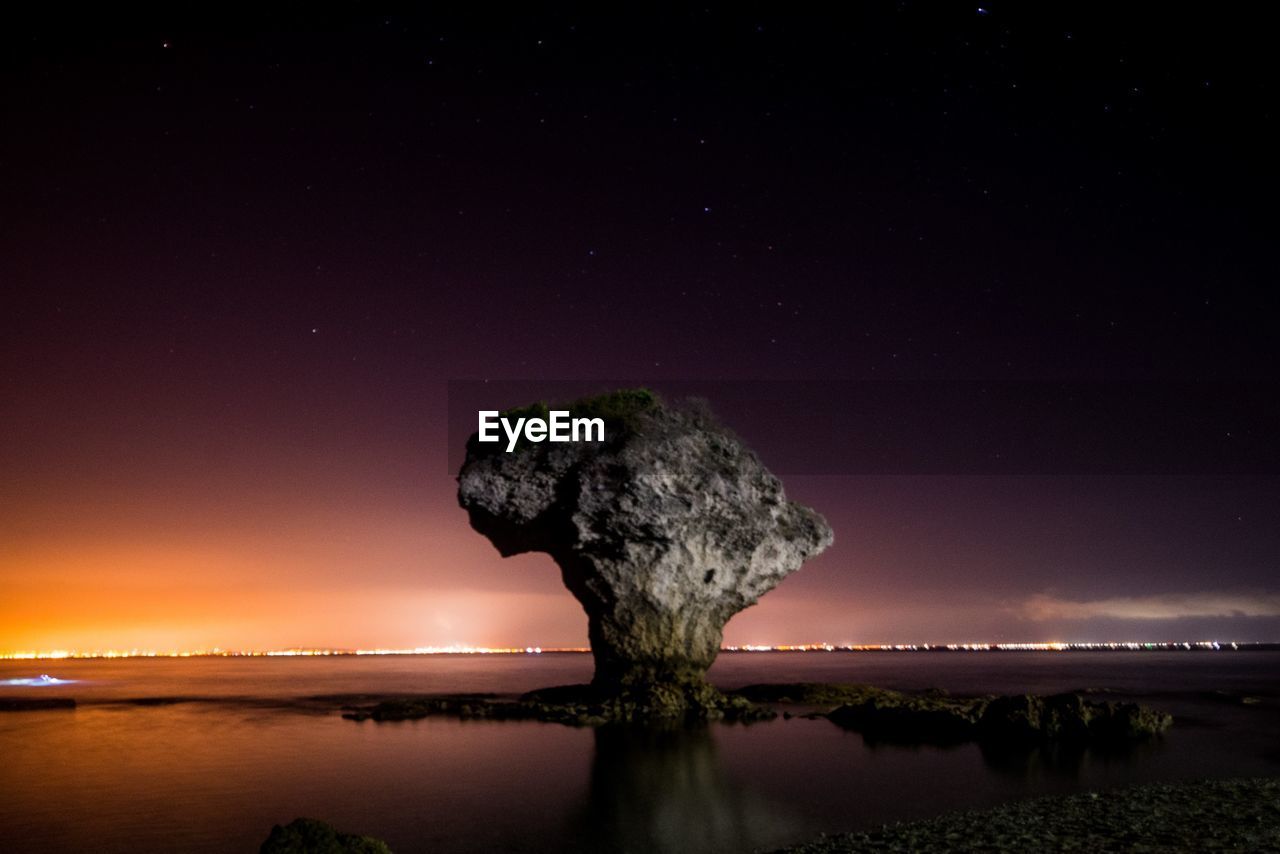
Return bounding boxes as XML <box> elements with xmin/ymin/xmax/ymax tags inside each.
<box><xmin>3</xmin><ymin>640</ymin><xmax>1278</xmax><ymax>660</ymax></box>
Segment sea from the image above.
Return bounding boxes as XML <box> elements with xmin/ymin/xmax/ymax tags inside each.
<box><xmin>1</xmin><ymin>651</ymin><xmax>1277</xmax><ymax>853</ymax></box>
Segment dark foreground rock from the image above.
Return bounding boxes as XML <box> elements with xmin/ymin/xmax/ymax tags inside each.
<box><xmin>0</xmin><ymin>697</ymin><xmax>76</xmax><ymax>711</ymax></box>
<box><xmin>342</xmin><ymin>683</ymin><xmax>776</xmax><ymax>725</ymax></box>
<box><xmin>457</xmin><ymin>389</ymin><xmax>832</xmax><ymax>713</ymax></box>
<box><xmin>776</xmin><ymin>777</ymin><xmax>1280</xmax><ymax>853</ymax></box>
<box><xmin>260</xmin><ymin>818</ymin><xmax>391</xmax><ymax>854</ymax></box>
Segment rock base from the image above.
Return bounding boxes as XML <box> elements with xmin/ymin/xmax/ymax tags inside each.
<box><xmin>338</xmin><ymin>681</ymin><xmax>1172</xmax><ymax>743</ymax></box>
<box><xmin>341</xmin><ymin>682</ymin><xmax>776</xmax><ymax>726</ymax></box>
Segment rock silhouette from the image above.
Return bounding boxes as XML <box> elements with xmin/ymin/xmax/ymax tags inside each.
<box><xmin>457</xmin><ymin>390</ymin><xmax>832</xmax><ymax>709</ymax></box>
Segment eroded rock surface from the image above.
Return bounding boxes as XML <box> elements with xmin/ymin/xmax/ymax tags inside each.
<box><xmin>457</xmin><ymin>390</ymin><xmax>833</xmax><ymax>701</ymax></box>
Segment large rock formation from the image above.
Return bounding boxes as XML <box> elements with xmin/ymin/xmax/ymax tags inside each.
<box><xmin>457</xmin><ymin>390</ymin><xmax>832</xmax><ymax>701</ymax></box>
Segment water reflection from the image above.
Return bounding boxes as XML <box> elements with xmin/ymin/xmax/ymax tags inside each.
<box><xmin>979</xmin><ymin>738</ymin><xmax>1165</xmax><ymax>780</ymax></box>
<box><xmin>573</xmin><ymin>724</ymin><xmax>804</xmax><ymax>854</ymax></box>
<box><xmin>3</xmin><ymin>653</ymin><xmax>1273</xmax><ymax>853</ymax></box>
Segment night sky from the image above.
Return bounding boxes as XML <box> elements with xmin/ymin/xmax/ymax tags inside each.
<box><xmin>3</xmin><ymin>5</ymin><xmax>1278</xmax><ymax>652</ymax></box>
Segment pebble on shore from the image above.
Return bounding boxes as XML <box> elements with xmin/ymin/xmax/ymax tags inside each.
<box><xmin>776</xmin><ymin>777</ymin><xmax>1280</xmax><ymax>854</ymax></box>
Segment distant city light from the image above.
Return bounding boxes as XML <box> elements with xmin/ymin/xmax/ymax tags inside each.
<box><xmin>0</xmin><ymin>646</ymin><xmax>590</xmax><ymax>660</ymax></box>
<box><xmin>0</xmin><ymin>640</ymin><xmax>1262</xmax><ymax>660</ymax></box>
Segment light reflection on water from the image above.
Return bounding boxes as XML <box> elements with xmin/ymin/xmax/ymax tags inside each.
<box><xmin>0</xmin><ymin>675</ymin><xmax>75</xmax><ymax>686</ymax></box>
<box><xmin>1</xmin><ymin>652</ymin><xmax>1278</xmax><ymax>854</ymax></box>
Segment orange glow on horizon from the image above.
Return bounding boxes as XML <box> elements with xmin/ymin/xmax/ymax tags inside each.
<box><xmin>0</xmin><ymin>534</ymin><xmax>593</xmax><ymax>653</ymax></box>
<box><xmin>0</xmin><ymin>640</ymin><xmax>1245</xmax><ymax>660</ymax></box>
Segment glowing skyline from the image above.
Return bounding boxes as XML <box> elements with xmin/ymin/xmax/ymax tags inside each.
<box><xmin>0</xmin><ymin>640</ymin><xmax>1259</xmax><ymax>660</ymax></box>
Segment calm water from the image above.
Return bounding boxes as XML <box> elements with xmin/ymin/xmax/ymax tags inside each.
<box><xmin>1</xmin><ymin>652</ymin><xmax>1278</xmax><ymax>853</ymax></box>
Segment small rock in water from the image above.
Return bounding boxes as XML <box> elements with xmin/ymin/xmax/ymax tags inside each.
<box><xmin>259</xmin><ymin>817</ymin><xmax>392</xmax><ymax>854</ymax></box>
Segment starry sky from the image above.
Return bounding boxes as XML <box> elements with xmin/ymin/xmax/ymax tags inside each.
<box><xmin>3</xmin><ymin>5</ymin><xmax>1279</xmax><ymax>652</ymax></box>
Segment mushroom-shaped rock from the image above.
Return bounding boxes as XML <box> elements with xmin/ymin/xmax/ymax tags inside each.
<box><xmin>457</xmin><ymin>390</ymin><xmax>833</xmax><ymax>695</ymax></box>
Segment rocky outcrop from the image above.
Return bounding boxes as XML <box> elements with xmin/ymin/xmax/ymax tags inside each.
<box><xmin>457</xmin><ymin>390</ymin><xmax>833</xmax><ymax>708</ymax></box>
<box><xmin>977</xmin><ymin>693</ymin><xmax>1173</xmax><ymax>744</ymax></box>
<box><xmin>817</xmin><ymin>685</ymin><xmax>1172</xmax><ymax>746</ymax></box>
<box><xmin>335</xmin><ymin>682</ymin><xmax>1170</xmax><ymax>741</ymax></box>
<box><xmin>341</xmin><ymin>685</ymin><xmax>776</xmax><ymax>725</ymax></box>
<box><xmin>259</xmin><ymin>818</ymin><xmax>391</xmax><ymax>854</ymax></box>
<box><xmin>827</xmin><ymin>690</ymin><xmax>983</xmax><ymax>744</ymax></box>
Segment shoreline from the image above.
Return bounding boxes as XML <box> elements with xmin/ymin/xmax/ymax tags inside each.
<box><xmin>259</xmin><ymin>776</ymin><xmax>1280</xmax><ymax>854</ymax></box>
<box><xmin>776</xmin><ymin>777</ymin><xmax>1280</xmax><ymax>853</ymax></box>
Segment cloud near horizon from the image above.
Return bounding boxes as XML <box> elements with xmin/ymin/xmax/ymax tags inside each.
<box><xmin>1019</xmin><ymin>591</ymin><xmax>1280</xmax><ymax>621</ymax></box>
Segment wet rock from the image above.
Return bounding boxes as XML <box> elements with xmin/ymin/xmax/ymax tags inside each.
<box><xmin>733</xmin><ymin>683</ymin><xmax>890</xmax><ymax>708</ymax></box>
<box><xmin>336</xmin><ymin>681</ymin><xmax>1169</xmax><ymax>739</ymax></box>
<box><xmin>538</xmin><ymin>682</ymin><xmax>777</xmax><ymax>723</ymax></box>
<box><xmin>342</xmin><ymin>685</ymin><xmax>776</xmax><ymax>726</ymax></box>
<box><xmin>977</xmin><ymin>693</ymin><xmax>1172</xmax><ymax>744</ymax></box>
<box><xmin>820</xmin><ymin>686</ymin><xmax>1171</xmax><ymax>746</ymax></box>
<box><xmin>259</xmin><ymin>817</ymin><xmax>392</xmax><ymax>854</ymax></box>
<box><xmin>824</xmin><ymin>687</ymin><xmax>984</xmax><ymax>744</ymax></box>
<box><xmin>457</xmin><ymin>389</ymin><xmax>832</xmax><ymax>711</ymax></box>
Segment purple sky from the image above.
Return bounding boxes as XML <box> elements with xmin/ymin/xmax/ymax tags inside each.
<box><xmin>3</xmin><ymin>6</ymin><xmax>1278</xmax><ymax>651</ymax></box>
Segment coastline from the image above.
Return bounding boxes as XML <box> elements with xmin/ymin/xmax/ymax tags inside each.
<box><xmin>777</xmin><ymin>777</ymin><xmax>1280</xmax><ymax>853</ymax></box>
<box><xmin>256</xmin><ymin>777</ymin><xmax>1280</xmax><ymax>853</ymax></box>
